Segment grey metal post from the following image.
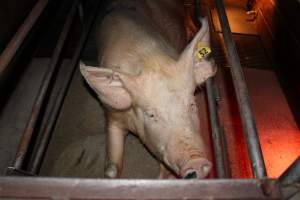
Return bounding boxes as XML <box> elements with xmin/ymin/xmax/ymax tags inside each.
<box><xmin>213</xmin><ymin>0</ymin><xmax>267</xmax><ymax>178</ymax></box>
<box><xmin>7</xmin><ymin>0</ymin><xmax>80</xmax><ymax>172</ymax></box>
<box><xmin>195</xmin><ymin>0</ymin><xmax>230</xmax><ymax>178</ymax></box>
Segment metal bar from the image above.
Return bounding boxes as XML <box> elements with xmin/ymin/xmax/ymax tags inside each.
<box><xmin>213</xmin><ymin>0</ymin><xmax>267</xmax><ymax>178</ymax></box>
<box><xmin>29</xmin><ymin>0</ymin><xmax>102</xmax><ymax>174</ymax></box>
<box><xmin>0</xmin><ymin>177</ymin><xmax>280</xmax><ymax>200</ymax></box>
<box><xmin>278</xmin><ymin>157</ymin><xmax>300</xmax><ymax>200</ymax></box>
<box><xmin>195</xmin><ymin>0</ymin><xmax>230</xmax><ymax>178</ymax></box>
<box><xmin>279</xmin><ymin>157</ymin><xmax>300</xmax><ymax>185</ymax></box>
<box><xmin>9</xmin><ymin>1</ymin><xmax>79</xmax><ymax>171</ymax></box>
<box><xmin>0</xmin><ymin>0</ymin><xmax>49</xmax><ymax>76</ymax></box>
<box><xmin>206</xmin><ymin>79</ymin><xmax>228</xmax><ymax>178</ymax></box>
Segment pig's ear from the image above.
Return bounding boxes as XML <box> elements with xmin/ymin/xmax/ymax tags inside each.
<box><xmin>178</xmin><ymin>18</ymin><xmax>217</xmax><ymax>85</ymax></box>
<box><xmin>80</xmin><ymin>62</ymin><xmax>132</xmax><ymax>110</ymax></box>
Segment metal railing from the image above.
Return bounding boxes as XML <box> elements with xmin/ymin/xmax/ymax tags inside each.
<box><xmin>195</xmin><ymin>0</ymin><xmax>230</xmax><ymax>178</ymax></box>
<box><xmin>212</xmin><ymin>0</ymin><xmax>267</xmax><ymax>178</ymax></box>
<box><xmin>0</xmin><ymin>0</ymin><xmax>49</xmax><ymax>76</ymax></box>
<box><xmin>4</xmin><ymin>0</ymin><xmax>102</xmax><ymax>175</ymax></box>
<box><xmin>1</xmin><ymin>0</ymin><xmax>300</xmax><ymax>199</ymax></box>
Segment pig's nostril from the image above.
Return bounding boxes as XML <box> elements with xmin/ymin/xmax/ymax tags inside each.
<box><xmin>184</xmin><ymin>171</ymin><xmax>197</xmax><ymax>179</ymax></box>
<box><xmin>181</xmin><ymin>158</ymin><xmax>212</xmax><ymax>179</ymax></box>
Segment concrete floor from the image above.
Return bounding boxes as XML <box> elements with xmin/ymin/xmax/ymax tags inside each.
<box><xmin>0</xmin><ymin>58</ymin><xmax>49</xmax><ymax>174</ymax></box>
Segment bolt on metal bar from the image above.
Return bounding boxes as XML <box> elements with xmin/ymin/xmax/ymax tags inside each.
<box><xmin>9</xmin><ymin>0</ymin><xmax>80</xmax><ymax>171</ymax></box>
<box><xmin>29</xmin><ymin>0</ymin><xmax>102</xmax><ymax>174</ymax></box>
<box><xmin>213</xmin><ymin>0</ymin><xmax>267</xmax><ymax>178</ymax></box>
<box><xmin>0</xmin><ymin>0</ymin><xmax>49</xmax><ymax>76</ymax></box>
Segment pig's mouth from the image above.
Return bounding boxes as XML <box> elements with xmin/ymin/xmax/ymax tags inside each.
<box><xmin>180</xmin><ymin>158</ymin><xmax>212</xmax><ymax>179</ymax></box>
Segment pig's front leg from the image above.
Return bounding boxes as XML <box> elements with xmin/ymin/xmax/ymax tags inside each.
<box><xmin>105</xmin><ymin>120</ymin><xmax>127</xmax><ymax>178</ymax></box>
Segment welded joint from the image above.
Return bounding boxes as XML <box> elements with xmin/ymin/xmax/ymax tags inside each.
<box><xmin>278</xmin><ymin>157</ymin><xmax>300</xmax><ymax>199</ymax></box>
<box><xmin>6</xmin><ymin>167</ymin><xmax>36</xmax><ymax>176</ymax></box>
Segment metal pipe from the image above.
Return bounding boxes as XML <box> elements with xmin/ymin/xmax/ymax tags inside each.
<box><xmin>29</xmin><ymin>0</ymin><xmax>102</xmax><ymax>174</ymax></box>
<box><xmin>10</xmin><ymin>1</ymin><xmax>79</xmax><ymax>171</ymax></box>
<box><xmin>206</xmin><ymin>79</ymin><xmax>229</xmax><ymax>178</ymax></box>
<box><xmin>279</xmin><ymin>157</ymin><xmax>300</xmax><ymax>186</ymax></box>
<box><xmin>213</xmin><ymin>0</ymin><xmax>267</xmax><ymax>178</ymax></box>
<box><xmin>195</xmin><ymin>0</ymin><xmax>230</xmax><ymax>178</ymax></box>
<box><xmin>0</xmin><ymin>177</ymin><xmax>280</xmax><ymax>200</ymax></box>
<box><xmin>0</xmin><ymin>0</ymin><xmax>49</xmax><ymax>76</ymax></box>
<box><xmin>278</xmin><ymin>157</ymin><xmax>300</xmax><ymax>200</ymax></box>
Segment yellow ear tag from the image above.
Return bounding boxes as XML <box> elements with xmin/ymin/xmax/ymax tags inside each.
<box><xmin>197</xmin><ymin>42</ymin><xmax>211</xmax><ymax>61</ymax></box>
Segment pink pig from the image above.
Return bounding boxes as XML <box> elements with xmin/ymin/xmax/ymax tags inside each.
<box><xmin>80</xmin><ymin>0</ymin><xmax>216</xmax><ymax>179</ymax></box>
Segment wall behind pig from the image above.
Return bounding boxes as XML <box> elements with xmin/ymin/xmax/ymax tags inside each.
<box><xmin>0</xmin><ymin>0</ymin><xmax>38</xmax><ymax>53</ymax></box>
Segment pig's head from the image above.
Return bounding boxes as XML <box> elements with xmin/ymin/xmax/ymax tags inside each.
<box><xmin>80</xmin><ymin>18</ymin><xmax>216</xmax><ymax>179</ymax></box>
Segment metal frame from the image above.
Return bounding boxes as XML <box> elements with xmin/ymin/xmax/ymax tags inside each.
<box><xmin>0</xmin><ymin>0</ymin><xmax>299</xmax><ymax>199</ymax></box>
<box><xmin>4</xmin><ymin>0</ymin><xmax>103</xmax><ymax>175</ymax></box>
<box><xmin>0</xmin><ymin>177</ymin><xmax>281</xmax><ymax>199</ymax></box>
<box><xmin>196</xmin><ymin>0</ymin><xmax>230</xmax><ymax>178</ymax></box>
<box><xmin>0</xmin><ymin>0</ymin><xmax>49</xmax><ymax>76</ymax></box>
<box><xmin>10</xmin><ymin>0</ymin><xmax>80</xmax><ymax>172</ymax></box>
<box><xmin>213</xmin><ymin>0</ymin><xmax>267</xmax><ymax>178</ymax></box>
<box><xmin>29</xmin><ymin>0</ymin><xmax>102</xmax><ymax>175</ymax></box>
<box><xmin>1</xmin><ymin>157</ymin><xmax>299</xmax><ymax>199</ymax></box>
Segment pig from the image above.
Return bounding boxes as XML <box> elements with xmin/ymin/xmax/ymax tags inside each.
<box><xmin>80</xmin><ymin>0</ymin><xmax>216</xmax><ymax>179</ymax></box>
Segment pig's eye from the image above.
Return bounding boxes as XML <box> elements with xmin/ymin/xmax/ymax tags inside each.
<box><xmin>190</xmin><ymin>102</ymin><xmax>198</xmax><ymax>113</ymax></box>
<box><xmin>144</xmin><ymin>110</ymin><xmax>156</xmax><ymax>119</ymax></box>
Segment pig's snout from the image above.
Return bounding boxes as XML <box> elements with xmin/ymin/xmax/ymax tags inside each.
<box><xmin>181</xmin><ymin>158</ymin><xmax>212</xmax><ymax>179</ymax></box>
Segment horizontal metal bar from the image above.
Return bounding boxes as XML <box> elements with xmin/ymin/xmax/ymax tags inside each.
<box><xmin>0</xmin><ymin>0</ymin><xmax>49</xmax><ymax>76</ymax></box>
<box><xmin>9</xmin><ymin>1</ymin><xmax>79</xmax><ymax>171</ymax></box>
<box><xmin>213</xmin><ymin>0</ymin><xmax>267</xmax><ymax>178</ymax></box>
<box><xmin>0</xmin><ymin>177</ymin><xmax>281</xmax><ymax>200</ymax></box>
<box><xmin>29</xmin><ymin>0</ymin><xmax>102</xmax><ymax>174</ymax></box>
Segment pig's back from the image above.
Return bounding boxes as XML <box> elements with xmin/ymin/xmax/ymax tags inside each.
<box><xmin>96</xmin><ymin>1</ymin><xmax>186</xmax><ymax>75</ymax></box>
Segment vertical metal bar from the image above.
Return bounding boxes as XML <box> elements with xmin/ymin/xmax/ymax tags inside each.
<box><xmin>29</xmin><ymin>0</ymin><xmax>102</xmax><ymax>174</ymax></box>
<box><xmin>0</xmin><ymin>0</ymin><xmax>49</xmax><ymax>76</ymax></box>
<box><xmin>9</xmin><ymin>0</ymin><xmax>79</xmax><ymax>171</ymax></box>
<box><xmin>195</xmin><ymin>0</ymin><xmax>230</xmax><ymax>178</ymax></box>
<box><xmin>213</xmin><ymin>0</ymin><xmax>267</xmax><ymax>178</ymax></box>
<box><xmin>206</xmin><ymin>79</ymin><xmax>228</xmax><ymax>178</ymax></box>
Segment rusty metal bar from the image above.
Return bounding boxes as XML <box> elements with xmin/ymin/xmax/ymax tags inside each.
<box><xmin>29</xmin><ymin>0</ymin><xmax>102</xmax><ymax>174</ymax></box>
<box><xmin>213</xmin><ymin>0</ymin><xmax>267</xmax><ymax>178</ymax></box>
<box><xmin>0</xmin><ymin>177</ymin><xmax>281</xmax><ymax>200</ymax></box>
<box><xmin>0</xmin><ymin>0</ymin><xmax>49</xmax><ymax>76</ymax></box>
<box><xmin>8</xmin><ymin>1</ymin><xmax>80</xmax><ymax>172</ymax></box>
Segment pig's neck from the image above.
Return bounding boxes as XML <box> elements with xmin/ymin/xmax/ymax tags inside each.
<box><xmin>98</xmin><ymin>8</ymin><xmax>180</xmax><ymax>76</ymax></box>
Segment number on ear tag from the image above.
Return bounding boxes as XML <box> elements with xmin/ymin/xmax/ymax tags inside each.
<box><xmin>197</xmin><ymin>42</ymin><xmax>211</xmax><ymax>61</ymax></box>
